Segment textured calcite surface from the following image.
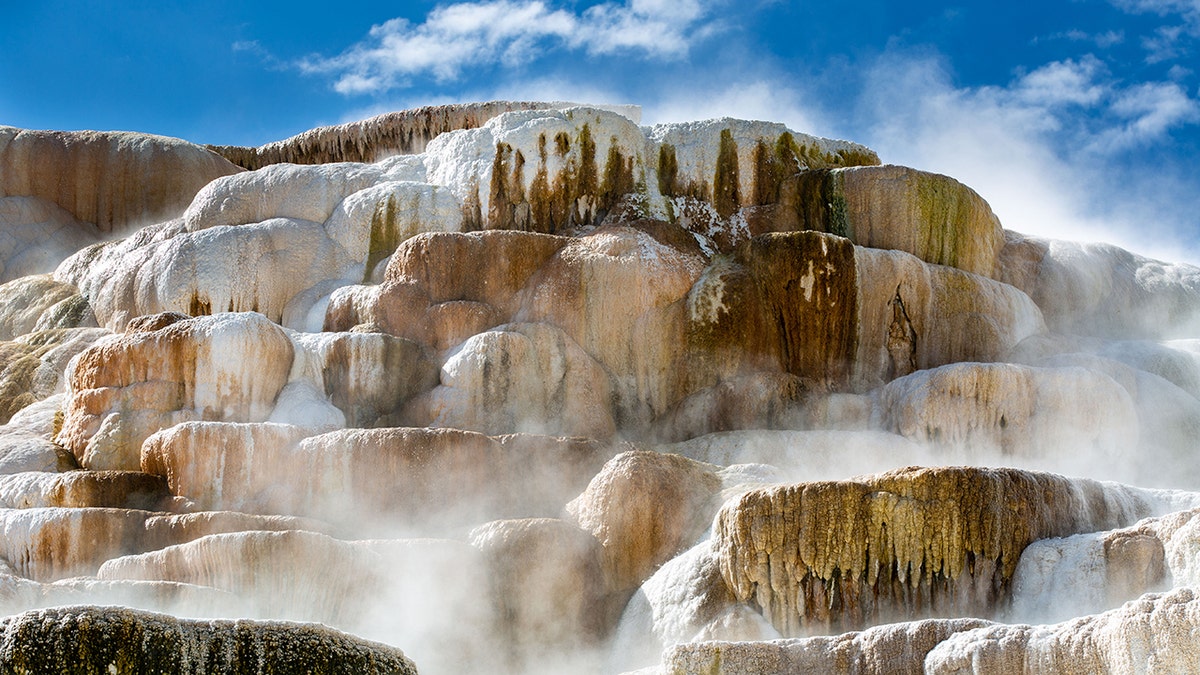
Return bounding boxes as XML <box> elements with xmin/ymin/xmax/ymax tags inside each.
<box><xmin>715</xmin><ymin>466</ymin><xmax>1157</xmax><ymax>635</ymax></box>
<box><xmin>0</xmin><ymin>126</ymin><xmax>241</xmax><ymax>234</ymax></box>
<box><xmin>1</xmin><ymin>102</ymin><xmax>1200</xmax><ymax>674</ymax></box>
<box><xmin>0</xmin><ymin>605</ymin><xmax>416</xmax><ymax>674</ymax></box>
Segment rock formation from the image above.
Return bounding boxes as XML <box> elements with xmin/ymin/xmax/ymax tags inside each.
<box><xmin>660</xmin><ymin>617</ymin><xmax>992</xmax><ymax>675</ymax></box>
<box><xmin>568</xmin><ymin>451</ymin><xmax>724</xmax><ymax>594</ymax></box>
<box><xmin>0</xmin><ymin>605</ymin><xmax>416</xmax><ymax>674</ymax></box>
<box><xmin>714</xmin><ymin>466</ymin><xmax>1157</xmax><ymax>635</ymax></box>
<box><xmin>56</xmin><ymin>312</ymin><xmax>294</xmax><ymax>470</ymax></box>
<box><xmin>140</xmin><ymin>423</ymin><xmax>614</xmax><ymax>534</ymax></box>
<box><xmin>0</xmin><ymin>126</ymin><xmax>242</xmax><ymax>235</ymax></box>
<box><xmin>207</xmin><ymin>101</ymin><xmax>567</xmax><ymax>169</ymax></box>
<box><xmin>0</xmin><ymin>199</ymin><xmax>100</xmax><ymax>283</ymax></box>
<box><xmin>1</xmin><ymin>101</ymin><xmax>1200</xmax><ymax>674</ymax></box>
<box><xmin>926</xmin><ymin>588</ymin><xmax>1200</xmax><ymax>674</ymax></box>
<box><xmin>469</xmin><ymin>517</ymin><xmax>610</xmax><ymax>664</ymax></box>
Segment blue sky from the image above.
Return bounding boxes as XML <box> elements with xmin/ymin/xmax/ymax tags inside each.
<box><xmin>3</xmin><ymin>0</ymin><xmax>1199</xmax><ymax>261</ymax></box>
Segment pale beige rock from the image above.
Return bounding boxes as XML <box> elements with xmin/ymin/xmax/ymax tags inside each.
<box><xmin>567</xmin><ymin>450</ymin><xmax>724</xmax><ymax>593</ymax></box>
<box><xmin>140</xmin><ymin>421</ymin><xmax>312</xmax><ymax>513</ymax></box>
<box><xmin>0</xmin><ymin>470</ymin><xmax>171</xmax><ymax>510</ymax></box>
<box><xmin>0</xmin><ymin>327</ymin><xmax>109</xmax><ymax>425</ymax></box>
<box><xmin>876</xmin><ymin>363</ymin><xmax>1139</xmax><ymax>469</ymax></box>
<box><xmin>613</xmin><ymin>539</ymin><xmax>777</xmax><ymax>673</ymax></box>
<box><xmin>839</xmin><ymin>165</ymin><xmax>1005</xmax><ymax>278</ymax></box>
<box><xmin>382</xmin><ymin>229</ymin><xmax>569</xmax><ymax>320</ymax></box>
<box><xmin>141</xmin><ymin>423</ymin><xmax>614</xmax><ymax>532</ymax></box>
<box><xmin>469</xmin><ymin>517</ymin><xmax>609</xmax><ymax>665</ymax></box>
<box><xmin>516</xmin><ymin>224</ymin><xmax>707</xmax><ymax>422</ymax></box>
<box><xmin>0</xmin><ymin>126</ymin><xmax>241</xmax><ymax>233</ymax></box>
<box><xmin>926</xmin><ymin>588</ymin><xmax>1200</xmax><ymax>674</ymax></box>
<box><xmin>999</xmin><ymin>233</ymin><xmax>1200</xmax><ymax>340</ymax></box>
<box><xmin>0</xmin><ymin>506</ymin><xmax>310</xmax><ymax>582</ymax></box>
<box><xmin>0</xmin><ymin>197</ymin><xmax>101</xmax><ymax>283</ymax></box>
<box><xmin>411</xmin><ymin>322</ymin><xmax>616</xmax><ymax>438</ymax></box>
<box><xmin>660</xmin><ymin>617</ymin><xmax>992</xmax><ymax>675</ymax></box>
<box><xmin>56</xmin><ymin>313</ymin><xmax>294</xmax><ymax>470</ymax></box>
<box><xmin>850</xmin><ymin>245</ymin><xmax>1044</xmax><ymax>389</ymax></box>
<box><xmin>287</xmin><ymin>329</ymin><xmax>437</xmax><ymax>427</ymax></box>
<box><xmin>0</xmin><ymin>394</ymin><xmax>78</xmax><ymax>475</ymax></box>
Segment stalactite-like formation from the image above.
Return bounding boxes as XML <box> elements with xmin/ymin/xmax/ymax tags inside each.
<box><xmin>5</xmin><ymin>102</ymin><xmax>1200</xmax><ymax>674</ymax></box>
<box><xmin>716</xmin><ymin>466</ymin><xmax>1156</xmax><ymax>635</ymax></box>
<box><xmin>207</xmin><ymin>102</ymin><xmax>557</xmax><ymax>169</ymax></box>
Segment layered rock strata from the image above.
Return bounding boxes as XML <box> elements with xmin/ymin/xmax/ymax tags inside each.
<box><xmin>715</xmin><ymin>466</ymin><xmax>1156</xmax><ymax>635</ymax></box>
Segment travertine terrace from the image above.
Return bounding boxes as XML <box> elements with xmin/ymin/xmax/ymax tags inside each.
<box><xmin>2</xmin><ymin>101</ymin><xmax>1200</xmax><ymax>673</ymax></box>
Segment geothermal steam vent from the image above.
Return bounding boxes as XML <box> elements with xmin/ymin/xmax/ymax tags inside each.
<box><xmin>2</xmin><ymin>102</ymin><xmax>1200</xmax><ymax>673</ymax></box>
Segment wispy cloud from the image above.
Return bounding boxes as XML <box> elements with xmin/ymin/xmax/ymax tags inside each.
<box><xmin>1142</xmin><ymin>24</ymin><xmax>1190</xmax><ymax>62</ymax></box>
<box><xmin>1010</xmin><ymin>56</ymin><xmax>1108</xmax><ymax>108</ymax></box>
<box><xmin>1041</xmin><ymin>29</ymin><xmax>1125</xmax><ymax>48</ymax></box>
<box><xmin>959</xmin><ymin>55</ymin><xmax>1200</xmax><ymax>152</ymax></box>
<box><xmin>1111</xmin><ymin>0</ymin><xmax>1200</xmax><ymax>62</ymax></box>
<box><xmin>1096</xmin><ymin>80</ymin><xmax>1200</xmax><ymax>150</ymax></box>
<box><xmin>299</xmin><ymin>0</ymin><xmax>719</xmax><ymax>95</ymax></box>
<box><xmin>1112</xmin><ymin>0</ymin><xmax>1200</xmax><ymax>23</ymax></box>
<box><xmin>857</xmin><ymin>50</ymin><xmax>1200</xmax><ymax>262</ymax></box>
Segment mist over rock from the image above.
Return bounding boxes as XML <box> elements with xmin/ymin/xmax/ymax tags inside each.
<box><xmin>926</xmin><ymin>587</ymin><xmax>1200</xmax><ymax>674</ymax></box>
<box><xmin>660</xmin><ymin>617</ymin><xmax>992</xmax><ymax>675</ymax></box>
<box><xmin>5</xmin><ymin>101</ymin><xmax>1200</xmax><ymax>673</ymax></box>
<box><xmin>0</xmin><ymin>197</ymin><xmax>101</xmax><ymax>284</ymax></box>
<box><xmin>141</xmin><ymin>421</ymin><xmax>615</xmax><ymax>538</ymax></box>
<box><xmin>1001</xmin><ymin>233</ymin><xmax>1200</xmax><ymax>340</ymax></box>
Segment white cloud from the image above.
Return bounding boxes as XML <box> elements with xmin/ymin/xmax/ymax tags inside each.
<box><xmin>1142</xmin><ymin>24</ymin><xmax>1189</xmax><ymax>62</ymax></box>
<box><xmin>300</xmin><ymin>0</ymin><xmax>719</xmax><ymax>95</ymax></box>
<box><xmin>1094</xmin><ymin>80</ymin><xmax>1200</xmax><ymax>150</ymax></box>
<box><xmin>1112</xmin><ymin>0</ymin><xmax>1200</xmax><ymax>63</ymax></box>
<box><xmin>1112</xmin><ymin>0</ymin><xmax>1200</xmax><ymax>19</ymax></box>
<box><xmin>1011</xmin><ymin>56</ymin><xmax>1108</xmax><ymax>108</ymax></box>
<box><xmin>1052</xmin><ymin>29</ymin><xmax>1125</xmax><ymax>48</ymax></box>
<box><xmin>857</xmin><ymin>51</ymin><xmax>1200</xmax><ymax>263</ymax></box>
